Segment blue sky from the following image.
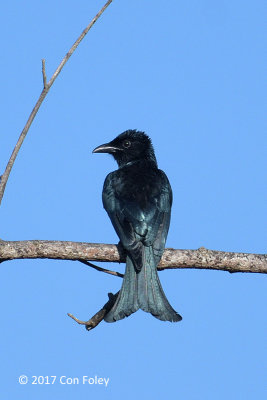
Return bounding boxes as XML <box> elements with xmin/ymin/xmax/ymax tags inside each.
<box><xmin>0</xmin><ymin>1</ymin><xmax>266</xmax><ymax>399</ymax></box>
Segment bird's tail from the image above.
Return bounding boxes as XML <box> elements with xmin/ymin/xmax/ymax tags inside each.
<box><xmin>104</xmin><ymin>246</ymin><xmax>182</xmax><ymax>323</ymax></box>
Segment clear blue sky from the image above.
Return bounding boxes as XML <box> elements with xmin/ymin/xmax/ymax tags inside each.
<box><xmin>0</xmin><ymin>1</ymin><xmax>266</xmax><ymax>399</ymax></box>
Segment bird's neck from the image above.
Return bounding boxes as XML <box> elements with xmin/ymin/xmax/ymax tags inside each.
<box><xmin>118</xmin><ymin>157</ymin><xmax>158</xmax><ymax>169</ymax></box>
<box><xmin>116</xmin><ymin>150</ymin><xmax>158</xmax><ymax>169</ymax></box>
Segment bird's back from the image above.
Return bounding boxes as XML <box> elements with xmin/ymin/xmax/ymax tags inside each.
<box><xmin>108</xmin><ymin>160</ymin><xmax>171</xmax><ymax>213</ymax></box>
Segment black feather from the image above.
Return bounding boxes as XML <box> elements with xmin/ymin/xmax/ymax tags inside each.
<box><xmin>93</xmin><ymin>130</ymin><xmax>182</xmax><ymax>323</ymax></box>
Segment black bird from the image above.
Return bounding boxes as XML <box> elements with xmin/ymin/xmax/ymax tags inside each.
<box><xmin>93</xmin><ymin>130</ymin><xmax>182</xmax><ymax>323</ymax></box>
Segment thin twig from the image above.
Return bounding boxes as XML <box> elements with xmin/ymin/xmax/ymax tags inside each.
<box><xmin>0</xmin><ymin>0</ymin><xmax>113</xmax><ymax>207</ymax></box>
<box><xmin>42</xmin><ymin>59</ymin><xmax>47</xmax><ymax>88</ymax></box>
<box><xmin>68</xmin><ymin>291</ymin><xmax>119</xmax><ymax>331</ymax></box>
<box><xmin>79</xmin><ymin>259</ymin><xmax>124</xmax><ymax>278</ymax></box>
<box><xmin>67</xmin><ymin>313</ymin><xmax>89</xmax><ymax>326</ymax></box>
<box><xmin>47</xmin><ymin>0</ymin><xmax>113</xmax><ymax>88</ymax></box>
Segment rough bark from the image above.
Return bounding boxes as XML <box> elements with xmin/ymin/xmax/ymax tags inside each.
<box><xmin>0</xmin><ymin>240</ymin><xmax>266</xmax><ymax>274</ymax></box>
<box><xmin>1</xmin><ymin>239</ymin><xmax>266</xmax><ymax>330</ymax></box>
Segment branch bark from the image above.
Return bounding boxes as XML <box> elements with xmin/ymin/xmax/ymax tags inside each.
<box><xmin>0</xmin><ymin>0</ymin><xmax>113</xmax><ymax>207</ymax></box>
<box><xmin>0</xmin><ymin>240</ymin><xmax>266</xmax><ymax>274</ymax></box>
<box><xmin>1</xmin><ymin>239</ymin><xmax>266</xmax><ymax>330</ymax></box>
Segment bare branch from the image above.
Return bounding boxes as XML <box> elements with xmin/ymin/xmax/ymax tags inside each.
<box><xmin>0</xmin><ymin>239</ymin><xmax>265</xmax><ymax>331</ymax></box>
<box><xmin>0</xmin><ymin>240</ymin><xmax>266</xmax><ymax>274</ymax></box>
<box><xmin>68</xmin><ymin>292</ymin><xmax>119</xmax><ymax>331</ymax></box>
<box><xmin>47</xmin><ymin>0</ymin><xmax>113</xmax><ymax>88</ymax></box>
<box><xmin>42</xmin><ymin>59</ymin><xmax>47</xmax><ymax>88</ymax></box>
<box><xmin>79</xmin><ymin>259</ymin><xmax>124</xmax><ymax>278</ymax></box>
<box><xmin>0</xmin><ymin>0</ymin><xmax>113</xmax><ymax>207</ymax></box>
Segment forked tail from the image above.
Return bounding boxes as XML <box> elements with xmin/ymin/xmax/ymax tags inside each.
<box><xmin>104</xmin><ymin>246</ymin><xmax>182</xmax><ymax>323</ymax></box>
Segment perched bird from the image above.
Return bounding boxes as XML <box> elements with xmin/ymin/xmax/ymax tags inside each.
<box><xmin>93</xmin><ymin>130</ymin><xmax>182</xmax><ymax>323</ymax></box>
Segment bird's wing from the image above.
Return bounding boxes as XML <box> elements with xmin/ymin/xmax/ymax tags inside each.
<box><xmin>102</xmin><ymin>172</ymin><xmax>137</xmax><ymax>248</ymax></box>
<box><xmin>144</xmin><ymin>170</ymin><xmax>172</xmax><ymax>262</ymax></box>
<box><xmin>102</xmin><ymin>170</ymin><xmax>172</xmax><ymax>269</ymax></box>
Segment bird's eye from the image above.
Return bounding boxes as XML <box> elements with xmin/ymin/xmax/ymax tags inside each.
<box><xmin>123</xmin><ymin>140</ymin><xmax>131</xmax><ymax>148</ymax></box>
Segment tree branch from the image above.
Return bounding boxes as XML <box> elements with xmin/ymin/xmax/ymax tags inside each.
<box><xmin>0</xmin><ymin>240</ymin><xmax>266</xmax><ymax>274</ymax></box>
<box><xmin>1</xmin><ymin>239</ymin><xmax>266</xmax><ymax>331</ymax></box>
<box><xmin>42</xmin><ymin>59</ymin><xmax>47</xmax><ymax>89</ymax></box>
<box><xmin>68</xmin><ymin>292</ymin><xmax>119</xmax><ymax>331</ymax></box>
<box><xmin>79</xmin><ymin>259</ymin><xmax>124</xmax><ymax>278</ymax></box>
<box><xmin>0</xmin><ymin>0</ymin><xmax>113</xmax><ymax>207</ymax></box>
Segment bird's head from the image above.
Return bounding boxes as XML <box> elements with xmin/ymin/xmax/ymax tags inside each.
<box><xmin>93</xmin><ymin>129</ymin><xmax>157</xmax><ymax>167</ymax></box>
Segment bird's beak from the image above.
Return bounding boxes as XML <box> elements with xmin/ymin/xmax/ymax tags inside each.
<box><xmin>92</xmin><ymin>142</ymin><xmax>120</xmax><ymax>154</ymax></box>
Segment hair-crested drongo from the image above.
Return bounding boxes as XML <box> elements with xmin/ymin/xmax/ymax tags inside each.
<box><xmin>93</xmin><ymin>130</ymin><xmax>182</xmax><ymax>323</ymax></box>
